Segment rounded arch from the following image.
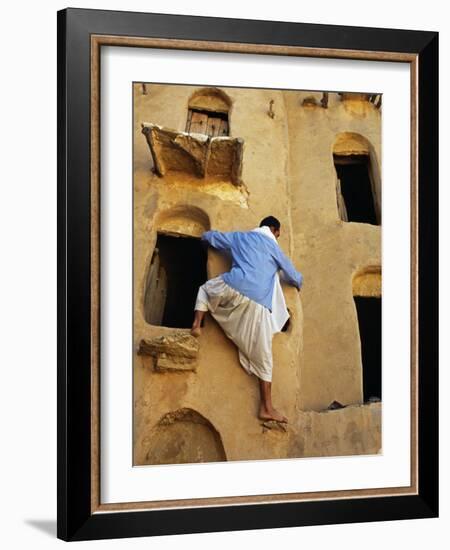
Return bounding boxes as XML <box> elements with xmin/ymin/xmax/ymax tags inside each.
<box><xmin>333</xmin><ymin>132</ymin><xmax>371</xmax><ymax>156</ymax></box>
<box><xmin>155</xmin><ymin>204</ymin><xmax>211</xmax><ymax>237</ymax></box>
<box><xmin>145</xmin><ymin>408</ymin><xmax>227</xmax><ymax>465</ymax></box>
<box><xmin>352</xmin><ymin>266</ymin><xmax>381</xmax><ymax>297</ymax></box>
<box><xmin>188</xmin><ymin>87</ymin><xmax>232</xmax><ymax>114</ymax></box>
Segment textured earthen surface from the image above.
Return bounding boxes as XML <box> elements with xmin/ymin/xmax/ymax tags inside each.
<box><xmin>138</xmin><ymin>331</ymin><xmax>200</xmax><ymax>372</ymax></box>
<box><xmin>133</xmin><ymin>84</ymin><xmax>382</xmax><ymax>466</ymax></box>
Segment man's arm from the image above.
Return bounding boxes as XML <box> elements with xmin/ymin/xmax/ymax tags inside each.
<box><xmin>274</xmin><ymin>247</ymin><xmax>303</xmax><ymax>289</ymax></box>
<box><xmin>201</xmin><ymin>230</ymin><xmax>235</xmax><ymax>251</ymax></box>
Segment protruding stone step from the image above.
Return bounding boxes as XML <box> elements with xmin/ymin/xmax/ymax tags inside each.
<box><xmin>138</xmin><ymin>331</ymin><xmax>199</xmax><ymax>372</ymax></box>
<box><xmin>261</xmin><ymin>420</ymin><xmax>288</xmax><ymax>433</ymax></box>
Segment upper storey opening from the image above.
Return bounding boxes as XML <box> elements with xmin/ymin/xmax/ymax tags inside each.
<box><xmin>333</xmin><ymin>132</ymin><xmax>381</xmax><ymax>226</ymax></box>
<box><xmin>186</xmin><ymin>87</ymin><xmax>232</xmax><ymax>137</ymax></box>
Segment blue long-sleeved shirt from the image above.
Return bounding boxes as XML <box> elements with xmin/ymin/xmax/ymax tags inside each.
<box><xmin>201</xmin><ymin>229</ymin><xmax>303</xmax><ymax>311</ymax></box>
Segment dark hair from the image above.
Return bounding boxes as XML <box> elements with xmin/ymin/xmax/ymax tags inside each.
<box><xmin>259</xmin><ymin>216</ymin><xmax>281</xmax><ymax>230</ymax></box>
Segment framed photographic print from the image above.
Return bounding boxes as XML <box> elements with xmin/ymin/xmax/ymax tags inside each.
<box><xmin>57</xmin><ymin>7</ymin><xmax>438</xmax><ymax>541</ymax></box>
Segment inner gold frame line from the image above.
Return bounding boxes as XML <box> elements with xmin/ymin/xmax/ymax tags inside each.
<box><xmin>90</xmin><ymin>34</ymin><xmax>418</xmax><ymax>514</ymax></box>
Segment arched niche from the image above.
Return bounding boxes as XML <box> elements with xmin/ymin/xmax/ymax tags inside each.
<box><xmin>352</xmin><ymin>266</ymin><xmax>381</xmax><ymax>297</ymax></box>
<box><xmin>186</xmin><ymin>87</ymin><xmax>232</xmax><ymax>137</ymax></box>
<box><xmin>144</xmin><ymin>408</ymin><xmax>227</xmax><ymax>465</ymax></box>
<box><xmin>154</xmin><ymin>204</ymin><xmax>211</xmax><ymax>237</ymax></box>
<box><xmin>188</xmin><ymin>87</ymin><xmax>231</xmax><ymax>114</ymax></box>
<box><xmin>334</xmin><ymin>132</ymin><xmax>371</xmax><ymax>156</ymax></box>
<box><xmin>332</xmin><ymin>132</ymin><xmax>381</xmax><ymax>225</ymax></box>
<box><xmin>144</xmin><ymin>205</ymin><xmax>210</xmax><ymax>327</ymax></box>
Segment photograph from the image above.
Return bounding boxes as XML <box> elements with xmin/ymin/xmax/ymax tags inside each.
<box><xmin>133</xmin><ymin>83</ymin><xmax>382</xmax><ymax>466</ymax></box>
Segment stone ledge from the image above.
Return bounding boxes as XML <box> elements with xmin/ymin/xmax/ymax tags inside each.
<box><xmin>138</xmin><ymin>331</ymin><xmax>199</xmax><ymax>373</ymax></box>
<box><xmin>141</xmin><ymin>122</ymin><xmax>244</xmax><ymax>185</ymax></box>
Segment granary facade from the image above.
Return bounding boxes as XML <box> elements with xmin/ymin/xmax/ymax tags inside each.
<box><xmin>133</xmin><ymin>83</ymin><xmax>382</xmax><ymax>465</ymax></box>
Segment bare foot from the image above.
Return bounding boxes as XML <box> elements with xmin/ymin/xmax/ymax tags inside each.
<box><xmin>258</xmin><ymin>405</ymin><xmax>288</xmax><ymax>423</ymax></box>
<box><xmin>190</xmin><ymin>325</ymin><xmax>202</xmax><ymax>337</ymax></box>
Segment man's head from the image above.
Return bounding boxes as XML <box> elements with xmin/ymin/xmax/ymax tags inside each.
<box><xmin>259</xmin><ymin>215</ymin><xmax>281</xmax><ymax>239</ymax></box>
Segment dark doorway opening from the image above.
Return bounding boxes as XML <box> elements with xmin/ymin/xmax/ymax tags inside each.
<box><xmin>144</xmin><ymin>233</ymin><xmax>208</xmax><ymax>329</ymax></box>
<box><xmin>334</xmin><ymin>154</ymin><xmax>378</xmax><ymax>225</ymax></box>
<box><xmin>354</xmin><ymin>296</ymin><xmax>382</xmax><ymax>401</ymax></box>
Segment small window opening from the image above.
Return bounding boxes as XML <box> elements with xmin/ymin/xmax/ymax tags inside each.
<box><xmin>144</xmin><ymin>233</ymin><xmax>208</xmax><ymax>328</ymax></box>
<box><xmin>334</xmin><ymin>154</ymin><xmax>378</xmax><ymax>225</ymax></box>
<box><xmin>354</xmin><ymin>296</ymin><xmax>382</xmax><ymax>402</ymax></box>
<box><xmin>186</xmin><ymin>108</ymin><xmax>229</xmax><ymax>137</ymax></box>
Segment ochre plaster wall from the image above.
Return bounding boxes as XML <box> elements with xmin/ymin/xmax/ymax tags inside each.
<box><xmin>284</xmin><ymin>91</ymin><xmax>382</xmax><ymax>411</ymax></box>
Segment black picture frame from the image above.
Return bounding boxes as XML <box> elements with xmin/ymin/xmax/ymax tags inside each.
<box><xmin>57</xmin><ymin>7</ymin><xmax>438</xmax><ymax>541</ymax></box>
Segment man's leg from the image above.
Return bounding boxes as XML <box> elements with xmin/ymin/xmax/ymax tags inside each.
<box><xmin>258</xmin><ymin>379</ymin><xmax>288</xmax><ymax>423</ymax></box>
<box><xmin>191</xmin><ymin>284</ymin><xmax>209</xmax><ymax>337</ymax></box>
<box><xmin>191</xmin><ymin>309</ymin><xmax>206</xmax><ymax>337</ymax></box>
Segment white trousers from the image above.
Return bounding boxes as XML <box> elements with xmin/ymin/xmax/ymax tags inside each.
<box><xmin>195</xmin><ymin>275</ymin><xmax>274</xmax><ymax>382</ymax></box>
